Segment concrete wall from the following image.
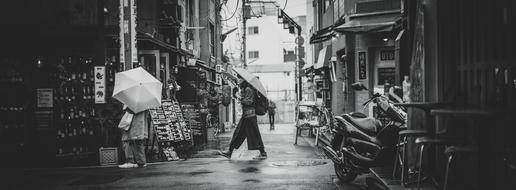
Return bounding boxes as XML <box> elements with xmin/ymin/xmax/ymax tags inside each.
<box><xmin>183</xmin><ymin>0</ymin><xmax>201</xmax><ymax>57</ymax></box>
<box><xmin>331</xmin><ymin>37</ymin><xmax>347</xmax><ymax>115</ymax></box>
<box><xmin>199</xmin><ymin>0</ymin><xmax>221</xmax><ymax>63</ymax></box>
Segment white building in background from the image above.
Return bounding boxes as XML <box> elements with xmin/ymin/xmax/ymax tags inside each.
<box><xmin>221</xmin><ymin>0</ymin><xmax>307</xmax><ymax>123</ymax></box>
<box><xmin>245</xmin><ymin>15</ymin><xmax>295</xmax><ymax>100</ymax></box>
<box><xmin>245</xmin><ymin>14</ymin><xmax>307</xmax><ymax>124</ymax></box>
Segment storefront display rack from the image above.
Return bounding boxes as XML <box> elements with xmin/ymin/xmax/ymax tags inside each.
<box><xmin>149</xmin><ymin>99</ymin><xmax>192</xmax><ymax>161</ymax></box>
<box><xmin>0</xmin><ymin>66</ymin><xmax>30</xmax><ymax>146</ymax></box>
<box><xmin>53</xmin><ymin>56</ymin><xmax>116</xmax><ymax>166</ymax></box>
<box><xmin>181</xmin><ymin>103</ymin><xmax>207</xmax><ymax>145</ymax></box>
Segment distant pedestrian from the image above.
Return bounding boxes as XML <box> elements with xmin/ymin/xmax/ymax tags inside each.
<box><xmin>219</xmin><ymin>76</ymin><xmax>267</xmax><ymax>160</ymax></box>
<box><xmin>268</xmin><ymin>100</ymin><xmax>276</xmax><ymax>130</ymax></box>
<box><xmin>119</xmin><ymin>105</ymin><xmax>150</xmax><ymax>168</ymax></box>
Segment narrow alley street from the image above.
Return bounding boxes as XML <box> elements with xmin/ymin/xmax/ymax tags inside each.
<box><xmin>11</xmin><ymin>124</ymin><xmax>369</xmax><ymax>190</ymax></box>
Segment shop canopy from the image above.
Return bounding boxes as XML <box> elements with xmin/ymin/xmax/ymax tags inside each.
<box><xmin>137</xmin><ymin>30</ymin><xmax>193</xmax><ymax>56</ymax></box>
<box><xmin>309</xmin><ymin>26</ymin><xmax>335</xmax><ymax>44</ymax></box>
<box><xmin>314</xmin><ymin>46</ymin><xmax>332</xmax><ymax>69</ymax></box>
<box><xmin>334</xmin><ymin>14</ymin><xmax>400</xmax><ymax>33</ymax></box>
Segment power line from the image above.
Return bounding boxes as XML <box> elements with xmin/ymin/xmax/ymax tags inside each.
<box><xmin>282</xmin><ymin>0</ymin><xmax>288</xmax><ymax>10</ymax></box>
<box><xmin>221</xmin><ymin>0</ymin><xmax>240</xmax><ymax>21</ymax></box>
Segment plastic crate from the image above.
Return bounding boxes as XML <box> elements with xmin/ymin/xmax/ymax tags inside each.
<box><xmin>99</xmin><ymin>147</ymin><xmax>119</xmax><ymax>166</ymax></box>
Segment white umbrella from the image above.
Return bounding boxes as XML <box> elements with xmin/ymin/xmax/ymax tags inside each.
<box><xmin>112</xmin><ymin>67</ymin><xmax>163</xmax><ymax>113</ymax></box>
<box><xmin>232</xmin><ymin>67</ymin><xmax>267</xmax><ymax>97</ymax></box>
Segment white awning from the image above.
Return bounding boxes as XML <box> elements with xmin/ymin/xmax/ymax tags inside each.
<box><xmin>302</xmin><ymin>63</ymin><xmax>313</xmax><ymax>70</ymax></box>
<box><xmin>314</xmin><ymin>46</ymin><xmax>331</xmax><ymax>69</ymax></box>
<box><xmin>334</xmin><ymin>14</ymin><xmax>400</xmax><ymax>33</ymax></box>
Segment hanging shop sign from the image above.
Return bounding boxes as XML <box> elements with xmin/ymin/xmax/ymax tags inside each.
<box><xmin>37</xmin><ymin>88</ymin><xmax>53</xmax><ymax>108</ymax></box>
<box><xmin>358</xmin><ymin>52</ymin><xmax>367</xmax><ymax>80</ymax></box>
<box><xmin>380</xmin><ymin>50</ymin><xmax>395</xmax><ymax>60</ymax></box>
<box><xmin>216</xmin><ymin>73</ymin><xmax>222</xmax><ymax>85</ymax></box>
<box><xmin>221</xmin><ymin>85</ymin><xmax>231</xmax><ymax>106</ymax></box>
<box><xmin>94</xmin><ymin>66</ymin><xmax>106</xmax><ymax>104</ymax></box>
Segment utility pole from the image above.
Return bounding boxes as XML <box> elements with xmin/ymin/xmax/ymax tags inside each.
<box><xmin>294</xmin><ymin>31</ymin><xmax>302</xmax><ymax>128</ymax></box>
<box><xmin>242</xmin><ymin>0</ymin><xmax>247</xmax><ymax>68</ymax></box>
<box><xmin>295</xmin><ymin>34</ymin><xmax>303</xmax><ymax>101</ymax></box>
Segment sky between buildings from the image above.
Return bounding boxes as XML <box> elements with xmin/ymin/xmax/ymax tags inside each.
<box><xmin>221</xmin><ymin>0</ymin><xmax>307</xmax><ymax>62</ymax></box>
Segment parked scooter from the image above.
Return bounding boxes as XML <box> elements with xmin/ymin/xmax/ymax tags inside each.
<box><xmin>322</xmin><ymin>82</ymin><xmax>407</xmax><ymax>182</ymax></box>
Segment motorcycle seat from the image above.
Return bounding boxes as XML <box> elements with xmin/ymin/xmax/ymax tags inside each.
<box><xmin>343</xmin><ymin>114</ymin><xmax>382</xmax><ymax>136</ymax></box>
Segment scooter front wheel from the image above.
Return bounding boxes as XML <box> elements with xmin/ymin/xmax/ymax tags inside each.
<box><xmin>334</xmin><ymin>160</ymin><xmax>358</xmax><ymax>182</ymax></box>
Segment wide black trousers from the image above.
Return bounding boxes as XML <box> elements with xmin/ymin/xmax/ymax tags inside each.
<box><xmin>229</xmin><ymin>116</ymin><xmax>264</xmax><ymax>150</ymax></box>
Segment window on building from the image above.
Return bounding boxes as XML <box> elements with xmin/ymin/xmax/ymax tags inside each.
<box><xmin>284</xmin><ymin>50</ymin><xmax>296</xmax><ymax>62</ymax></box>
<box><xmin>209</xmin><ymin>23</ymin><xmax>215</xmax><ymax>56</ymax></box>
<box><xmin>249</xmin><ymin>51</ymin><xmax>259</xmax><ymax>59</ymax></box>
<box><xmin>248</xmin><ymin>26</ymin><xmax>259</xmax><ymax>35</ymax></box>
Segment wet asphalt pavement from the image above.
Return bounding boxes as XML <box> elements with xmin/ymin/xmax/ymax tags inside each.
<box><xmin>10</xmin><ymin>123</ymin><xmax>369</xmax><ymax>190</ymax></box>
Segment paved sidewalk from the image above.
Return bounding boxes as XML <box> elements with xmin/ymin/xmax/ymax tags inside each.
<box><xmin>9</xmin><ymin>123</ymin><xmax>367</xmax><ymax>190</ymax></box>
<box><xmin>195</xmin><ymin>123</ymin><xmax>327</xmax><ymax>160</ymax></box>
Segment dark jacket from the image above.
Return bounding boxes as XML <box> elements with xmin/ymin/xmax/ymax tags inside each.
<box><xmin>241</xmin><ymin>87</ymin><xmax>256</xmax><ymax>118</ymax></box>
<box><xmin>268</xmin><ymin>101</ymin><xmax>276</xmax><ymax>114</ymax></box>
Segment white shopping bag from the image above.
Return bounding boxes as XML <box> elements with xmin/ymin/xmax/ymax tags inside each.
<box><xmin>118</xmin><ymin>111</ymin><xmax>134</xmax><ymax>131</ymax></box>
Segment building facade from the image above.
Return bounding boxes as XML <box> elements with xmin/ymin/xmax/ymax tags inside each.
<box><xmin>308</xmin><ymin>0</ymin><xmax>404</xmax><ymax>116</ymax></box>
<box><xmin>307</xmin><ymin>0</ymin><xmax>515</xmax><ymax>188</ymax></box>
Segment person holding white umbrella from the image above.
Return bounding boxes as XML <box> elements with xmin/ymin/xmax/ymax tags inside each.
<box><xmin>118</xmin><ymin>105</ymin><xmax>150</xmax><ymax>168</ymax></box>
<box><xmin>219</xmin><ymin>68</ymin><xmax>268</xmax><ymax>160</ymax></box>
<box><xmin>113</xmin><ymin>67</ymin><xmax>162</xmax><ymax>168</ymax></box>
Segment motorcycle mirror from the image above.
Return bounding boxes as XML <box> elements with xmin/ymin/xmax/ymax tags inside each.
<box><xmin>351</xmin><ymin>82</ymin><xmax>367</xmax><ymax>91</ymax></box>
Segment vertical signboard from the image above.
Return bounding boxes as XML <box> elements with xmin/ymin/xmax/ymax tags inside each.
<box><xmin>94</xmin><ymin>66</ymin><xmax>106</xmax><ymax>104</ymax></box>
<box><xmin>120</xmin><ymin>0</ymin><xmax>137</xmax><ymax>70</ymax></box>
<box><xmin>358</xmin><ymin>52</ymin><xmax>367</xmax><ymax>80</ymax></box>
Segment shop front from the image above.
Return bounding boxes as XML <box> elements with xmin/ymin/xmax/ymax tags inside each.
<box><xmin>0</xmin><ymin>24</ymin><xmax>122</xmax><ymax>167</ymax></box>
<box><xmin>313</xmin><ymin>45</ymin><xmax>333</xmax><ymax>109</ymax></box>
<box><xmin>0</xmin><ymin>29</ymin><xmax>203</xmax><ymax>168</ymax></box>
<box><xmin>334</xmin><ymin>12</ymin><xmax>403</xmax><ymax>116</ymax></box>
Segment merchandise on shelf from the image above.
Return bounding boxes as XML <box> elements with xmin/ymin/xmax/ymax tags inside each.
<box><xmin>181</xmin><ymin>103</ymin><xmax>204</xmax><ymax>135</ymax></box>
<box><xmin>53</xmin><ymin>56</ymin><xmax>116</xmax><ymax>164</ymax></box>
<box><xmin>0</xmin><ymin>62</ymin><xmax>30</xmax><ymax>145</ymax></box>
<box><xmin>149</xmin><ymin>99</ymin><xmax>193</xmax><ymax>161</ymax></box>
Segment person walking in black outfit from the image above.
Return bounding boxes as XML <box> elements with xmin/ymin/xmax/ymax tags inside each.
<box><xmin>268</xmin><ymin>100</ymin><xmax>276</xmax><ymax>130</ymax></box>
<box><xmin>219</xmin><ymin>77</ymin><xmax>267</xmax><ymax>160</ymax></box>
